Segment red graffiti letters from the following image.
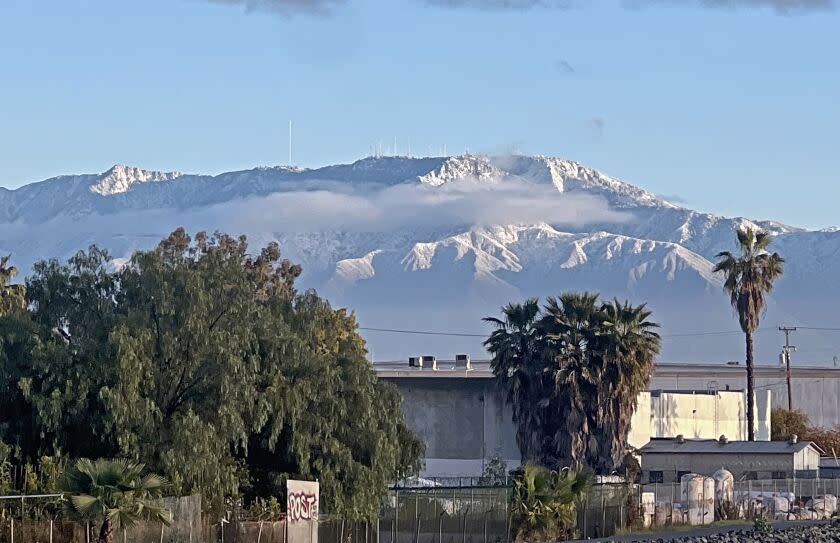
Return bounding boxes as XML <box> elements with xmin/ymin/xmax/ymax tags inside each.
<box><xmin>288</xmin><ymin>492</ymin><xmax>319</xmax><ymax>522</ymax></box>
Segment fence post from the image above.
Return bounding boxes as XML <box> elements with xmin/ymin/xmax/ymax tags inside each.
<box><xmin>461</xmin><ymin>506</ymin><xmax>470</xmax><ymax>543</ymax></box>
<box><xmin>86</xmin><ymin>522</ymin><xmax>90</xmax><ymax>543</ymax></box>
<box><xmin>50</xmin><ymin>519</ymin><xmax>54</xmax><ymax>543</ymax></box>
<box><xmin>11</xmin><ymin>517</ymin><xmax>14</xmax><ymax>543</ymax></box>
<box><xmin>601</xmin><ymin>493</ymin><xmax>606</xmax><ymax>538</ymax></box>
<box><xmin>582</xmin><ymin>497</ymin><xmax>587</xmax><ymax>538</ymax></box>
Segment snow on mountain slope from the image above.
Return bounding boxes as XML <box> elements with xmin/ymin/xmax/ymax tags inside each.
<box><xmin>1</xmin><ymin>154</ymin><xmax>838</xmax><ymax>363</ymax></box>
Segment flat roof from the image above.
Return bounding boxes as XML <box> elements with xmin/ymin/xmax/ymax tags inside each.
<box><xmin>373</xmin><ymin>360</ymin><xmax>840</xmax><ymax>379</ymax></box>
<box><xmin>639</xmin><ymin>438</ymin><xmax>821</xmax><ymax>455</ymax></box>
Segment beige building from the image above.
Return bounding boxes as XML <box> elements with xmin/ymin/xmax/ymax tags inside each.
<box><xmin>628</xmin><ymin>388</ymin><xmax>771</xmax><ymax>449</ymax></box>
<box><xmin>377</xmin><ymin>359</ymin><xmax>771</xmax><ymax>477</ymax></box>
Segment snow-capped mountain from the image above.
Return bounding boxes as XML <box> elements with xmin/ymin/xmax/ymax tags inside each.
<box><xmin>1</xmin><ymin>155</ymin><xmax>836</xmax><ymax>363</ymax></box>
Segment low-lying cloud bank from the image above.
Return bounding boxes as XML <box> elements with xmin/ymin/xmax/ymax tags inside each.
<box><xmin>0</xmin><ymin>177</ymin><xmax>628</xmax><ymax>273</ymax></box>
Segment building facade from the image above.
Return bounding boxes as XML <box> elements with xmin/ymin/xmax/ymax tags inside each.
<box><xmin>377</xmin><ymin>359</ymin><xmax>783</xmax><ymax>477</ymax></box>
<box><xmin>638</xmin><ymin>437</ymin><xmax>822</xmax><ymax>483</ymax></box>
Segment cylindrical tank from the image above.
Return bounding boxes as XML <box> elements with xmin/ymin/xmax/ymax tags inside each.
<box><xmin>654</xmin><ymin>501</ymin><xmax>672</xmax><ymax>527</ymax></box>
<box><xmin>680</xmin><ymin>473</ymin><xmax>715</xmax><ymax>525</ymax></box>
<box><xmin>712</xmin><ymin>469</ymin><xmax>734</xmax><ymax>504</ymax></box>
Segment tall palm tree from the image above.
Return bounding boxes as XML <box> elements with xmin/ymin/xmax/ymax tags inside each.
<box><xmin>542</xmin><ymin>292</ymin><xmax>604</xmax><ymax>471</ymax></box>
<box><xmin>600</xmin><ymin>300</ymin><xmax>661</xmax><ymax>471</ymax></box>
<box><xmin>63</xmin><ymin>459</ymin><xmax>171</xmax><ymax>543</ymax></box>
<box><xmin>0</xmin><ymin>255</ymin><xmax>26</xmax><ymax>316</ymax></box>
<box><xmin>484</xmin><ymin>299</ymin><xmax>547</xmax><ymax>465</ymax></box>
<box><xmin>713</xmin><ymin>227</ymin><xmax>784</xmax><ymax>441</ymax></box>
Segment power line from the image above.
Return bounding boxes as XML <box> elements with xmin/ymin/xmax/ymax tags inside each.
<box><xmin>358</xmin><ymin>326</ymin><xmax>777</xmax><ymax>339</ymax></box>
<box><xmin>359</xmin><ymin>327</ymin><xmax>485</xmax><ymax>338</ymax></box>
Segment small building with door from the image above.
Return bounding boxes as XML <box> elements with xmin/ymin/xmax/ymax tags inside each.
<box><xmin>638</xmin><ymin>436</ymin><xmax>823</xmax><ymax>483</ymax></box>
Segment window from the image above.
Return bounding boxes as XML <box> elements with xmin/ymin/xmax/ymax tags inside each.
<box><xmin>771</xmin><ymin>471</ymin><xmax>786</xmax><ymax>480</ymax></box>
<box><xmin>744</xmin><ymin>471</ymin><xmax>758</xmax><ymax>481</ymax></box>
<box><xmin>648</xmin><ymin>471</ymin><xmax>664</xmax><ymax>483</ymax></box>
<box><xmin>677</xmin><ymin>471</ymin><xmax>691</xmax><ymax>480</ymax></box>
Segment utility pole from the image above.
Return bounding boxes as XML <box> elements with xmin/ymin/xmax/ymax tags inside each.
<box><xmin>779</xmin><ymin>326</ymin><xmax>797</xmax><ymax>411</ymax></box>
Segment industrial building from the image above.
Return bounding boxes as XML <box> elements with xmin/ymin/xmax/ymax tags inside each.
<box><xmin>637</xmin><ymin>437</ymin><xmax>823</xmax><ymax>483</ymax></box>
<box><xmin>373</xmin><ymin>358</ymin><xmax>825</xmax><ymax>477</ymax></box>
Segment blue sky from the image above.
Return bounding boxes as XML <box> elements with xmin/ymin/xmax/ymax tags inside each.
<box><xmin>1</xmin><ymin>0</ymin><xmax>838</xmax><ymax>228</ymax></box>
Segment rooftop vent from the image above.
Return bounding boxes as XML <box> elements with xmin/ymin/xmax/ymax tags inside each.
<box><xmin>408</xmin><ymin>356</ymin><xmax>423</xmax><ymax>368</ymax></box>
<box><xmin>455</xmin><ymin>354</ymin><xmax>471</xmax><ymax>370</ymax></box>
<box><xmin>790</xmin><ymin>434</ymin><xmax>799</xmax><ymax>444</ymax></box>
<box><xmin>422</xmin><ymin>355</ymin><xmax>437</xmax><ymax>371</ymax></box>
<box><xmin>676</xmin><ymin>434</ymin><xmax>685</xmax><ymax>444</ymax></box>
<box><xmin>719</xmin><ymin>435</ymin><xmax>729</xmax><ymax>445</ymax></box>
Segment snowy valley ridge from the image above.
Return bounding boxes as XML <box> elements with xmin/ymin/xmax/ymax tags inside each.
<box><xmin>2</xmin><ymin>155</ymin><xmax>837</xmax><ymax>363</ymax></box>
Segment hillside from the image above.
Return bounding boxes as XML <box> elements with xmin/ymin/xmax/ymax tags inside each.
<box><xmin>2</xmin><ymin>155</ymin><xmax>837</xmax><ymax>363</ymax></box>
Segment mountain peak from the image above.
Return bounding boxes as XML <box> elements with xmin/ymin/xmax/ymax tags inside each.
<box><xmin>89</xmin><ymin>164</ymin><xmax>182</xmax><ymax>196</ymax></box>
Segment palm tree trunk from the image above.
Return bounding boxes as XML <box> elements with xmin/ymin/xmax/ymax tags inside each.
<box><xmin>100</xmin><ymin>518</ymin><xmax>113</xmax><ymax>543</ymax></box>
<box><xmin>745</xmin><ymin>331</ymin><xmax>755</xmax><ymax>441</ymax></box>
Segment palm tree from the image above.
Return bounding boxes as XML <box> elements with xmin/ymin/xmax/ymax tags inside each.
<box><xmin>484</xmin><ymin>299</ymin><xmax>547</xmax><ymax>465</ymax></box>
<box><xmin>510</xmin><ymin>463</ymin><xmax>589</xmax><ymax>542</ymax></box>
<box><xmin>0</xmin><ymin>255</ymin><xmax>26</xmax><ymax>316</ymax></box>
<box><xmin>542</xmin><ymin>292</ymin><xmax>604</xmax><ymax>471</ymax></box>
<box><xmin>486</xmin><ymin>294</ymin><xmax>660</xmax><ymax>474</ymax></box>
<box><xmin>713</xmin><ymin>227</ymin><xmax>784</xmax><ymax>441</ymax></box>
<box><xmin>600</xmin><ymin>299</ymin><xmax>661</xmax><ymax>472</ymax></box>
<box><xmin>63</xmin><ymin>459</ymin><xmax>171</xmax><ymax>543</ymax></box>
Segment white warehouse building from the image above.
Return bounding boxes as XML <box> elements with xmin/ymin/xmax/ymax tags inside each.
<box><xmin>372</xmin><ymin>359</ymin><xmax>824</xmax><ymax>478</ymax></box>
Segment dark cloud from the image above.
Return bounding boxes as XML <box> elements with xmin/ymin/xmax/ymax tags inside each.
<box><xmin>423</xmin><ymin>0</ymin><xmax>572</xmax><ymax>11</ymax></box>
<box><xmin>200</xmin><ymin>0</ymin><xmax>346</xmax><ymax>16</ymax></box>
<box><xmin>623</xmin><ymin>0</ymin><xmax>834</xmax><ymax>15</ymax></box>
<box><xmin>555</xmin><ymin>59</ymin><xmax>575</xmax><ymax>73</ymax></box>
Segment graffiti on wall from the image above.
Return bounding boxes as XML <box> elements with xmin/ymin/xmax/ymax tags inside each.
<box><xmin>288</xmin><ymin>491</ymin><xmax>319</xmax><ymax>522</ymax></box>
<box><xmin>286</xmin><ymin>477</ymin><xmax>319</xmax><ymax>543</ymax></box>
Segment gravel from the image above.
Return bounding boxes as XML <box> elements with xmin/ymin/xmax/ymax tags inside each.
<box><xmin>607</xmin><ymin>522</ymin><xmax>840</xmax><ymax>543</ymax></box>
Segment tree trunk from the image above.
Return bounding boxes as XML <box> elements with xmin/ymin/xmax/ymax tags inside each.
<box><xmin>100</xmin><ymin>518</ymin><xmax>113</xmax><ymax>543</ymax></box>
<box><xmin>745</xmin><ymin>331</ymin><xmax>755</xmax><ymax>441</ymax></box>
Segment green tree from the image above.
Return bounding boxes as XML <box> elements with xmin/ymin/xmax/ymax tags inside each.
<box><xmin>9</xmin><ymin>247</ymin><xmax>120</xmax><ymax>461</ymax></box>
<box><xmin>486</xmin><ymin>293</ymin><xmax>660</xmax><ymax>474</ymax></box>
<box><xmin>542</xmin><ymin>292</ymin><xmax>604</xmax><ymax>471</ymax></box>
<box><xmin>510</xmin><ymin>464</ymin><xmax>589</xmax><ymax>542</ymax></box>
<box><xmin>0</xmin><ymin>255</ymin><xmax>25</xmax><ymax>315</ymax></box>
<box><xmin>63</xmin><ymin>458</ymin><xmax>170</xmax><ymax>543</ymax></box>
<box><xmin>484</xmin><ymin>300</ymin><xmax>554</xmax><ymax>466</ymax></box>
<box><xmin>245</xmin><ymin>292</ymin><xmax>423</xmax><ymax>519</ymax></box>
<box><xmin>713</xmin><ymin>227</ymin><xmax>784</xmax><ymax>441</ymax></box>
<box><xmin>0</xmin><ymin>229</ymin><xmax>423</xmax><ymax>519</ymax></box>
<box><xmin>600</xmin><ymin>299</ymin><xmax>660</xmax><ymax>473</ymax></box>
<box><xmin>771</xmin><ymin>408</ymin><xmax>809</xmax><ymax>441</ymax></box>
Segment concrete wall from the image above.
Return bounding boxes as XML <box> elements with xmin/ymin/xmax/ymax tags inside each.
<box><xmin>387</xmin><ymin>376</ymin><xmax>767</xmax><ymax>477</ymax></box>
<box><xmin>395</xmin><ymin>377</ymin><xmax>519</xmax><ymax>477</ymax></box>
<box><xmin>649</xmin><ymin>368</ymin><xmax>836</xmax><ymax>428</ymax></box>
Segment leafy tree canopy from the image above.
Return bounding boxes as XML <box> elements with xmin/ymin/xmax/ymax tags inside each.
<box><xmin>485</xmin><ymin>293</ymin><xmax>660</xmax><ymax>474</ymax></box>
<box><xmin>0</xmin><ymin>229</ymin><xmax>423</xmax><ymax>520</ymax></box>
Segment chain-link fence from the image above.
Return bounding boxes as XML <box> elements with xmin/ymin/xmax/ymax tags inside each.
<box><xmin>7</xmin><ymin>479</ymin><xmax>838</xmax><ymax>543</ymax></box>
<box><xmin>378</xmin><ymin>486</ymin><xmax>511</xmax><ymax>543</ymax></box>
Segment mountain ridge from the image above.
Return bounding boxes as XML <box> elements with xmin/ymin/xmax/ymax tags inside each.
<box><xmin>2</xmin><ymin>154</ymin><xmax>838</xmax><ymax>363</ymax></box>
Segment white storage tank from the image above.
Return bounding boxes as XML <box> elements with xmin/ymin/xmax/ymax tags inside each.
<box><xmin>712</xmin><ymin>468</ymin><xmax>734</xmax><ymax>504</ymax></box>
<box><xmin>680</xmin><ymin>473</ymin><xmax>715</xmax><ymax>525</ymax></box>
